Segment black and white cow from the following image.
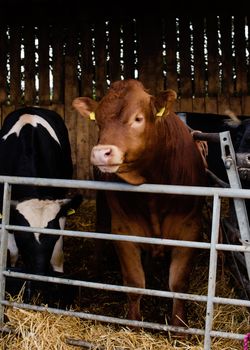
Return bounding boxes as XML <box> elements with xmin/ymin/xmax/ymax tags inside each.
<box><xmin>0</xmin><ymin>107</ymin><xmax>82</xmax><ymax>276</ymax></box>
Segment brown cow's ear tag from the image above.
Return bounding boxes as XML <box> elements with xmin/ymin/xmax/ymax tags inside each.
<box><xmin>89</xmin><ymin>112</ymin><xmax>96</xmax><ymax>120</ymax></box>
<box><xmin>156</xmin><ymin>107</ymin><xmax>165</xmax><ymax>117</ymax></box>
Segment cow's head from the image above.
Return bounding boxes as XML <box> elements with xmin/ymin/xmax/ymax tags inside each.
<box><xmin>73</xmin><ymin>79</ymin><xmax>177</xmax><ymax>185</ymax></box>
<box><xmin>8</xmin><ymin>194</ymin><xmax>82</xmax><ymax>275</ymax></box>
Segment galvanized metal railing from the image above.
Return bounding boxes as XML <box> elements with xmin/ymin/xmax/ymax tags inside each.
<box><xmin>0</xmin><ymin>175</ymin><xmax>250</xmax><ymax>349</ymax></box>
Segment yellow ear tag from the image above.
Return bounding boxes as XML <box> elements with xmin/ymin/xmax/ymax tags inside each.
<box><xmin>0</xmin><ymin>213</ymin><xmax>2</xmax><ymax>219</ymax></box>
<box><xmin>89</xmin><ymin>112</ymin><xmax>96</xmax><ymax>120</ymax></box>
<box><xmin>67</xmin><ymin>208</ymin><xmax>75</xmax><ymax>216</ymax></box>
<box><xmin>156</xmin><ymin>107</ymin><xmax>165</xmax><ymax>117</ymax></box>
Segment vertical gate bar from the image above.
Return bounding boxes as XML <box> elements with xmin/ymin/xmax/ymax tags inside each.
<box><xmin>219</xmin><ymin>131</ymin><xmax>250</xmax><ymax>279</ymax></box>
<box><xmin>0</xmin><ymin>182</ymin><xmax>12</xmax><ymax>324</ymax></box>
<box><xmin>204</xmin><ymin>194</ymin><xmax>221</xmax><ymax>350</ymax></box>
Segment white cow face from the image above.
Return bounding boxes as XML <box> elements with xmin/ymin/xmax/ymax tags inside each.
<box><xmin>8</xmin><ymin>195</ymin><xmax>82</xmax><ymax>275</ymax></box>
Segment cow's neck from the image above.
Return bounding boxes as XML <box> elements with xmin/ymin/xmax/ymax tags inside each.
<box><xmin>117</xmin><ymin>170</ymin><xmax>146</xmax><ymax>185</ymax></box>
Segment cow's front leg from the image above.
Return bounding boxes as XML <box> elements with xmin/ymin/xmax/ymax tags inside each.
<box><xmin>8</xmin><ymin>232</ymin><xmax>19</xmax><ymax>267</ymax></box>
<box><xmin>169</xmin><ymin>246</ymin><xmax>195</xmax><ymax>327</ymax></box>
<box><xmin>114</xmin><ymin>241</ymin><xmax>145</xmax><ymax>321</ymax></box>
<box><xmin>50</xmin><ymin>236</ymin><xmax>64</xmax><ymax>273</ymax></box>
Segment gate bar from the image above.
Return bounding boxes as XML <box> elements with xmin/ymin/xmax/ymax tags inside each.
<box><xmin>204</xmin><ymin>194</ymin><xmax>221</xmax><ymax>349</ymax></box>
<box><xmin>220</xmin><ymin>131</ymin><xmax>250</xmax><ymax>279</ymax></box>
<box><xmin>0</xmin><ymin>182</ymin><xmax>11</xmax><ymax>324</ymax></box>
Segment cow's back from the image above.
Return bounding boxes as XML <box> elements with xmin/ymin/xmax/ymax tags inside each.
<box><xmin>0</xmin><ymin>107</ymin><xmax>73</xmax><ymax>201</ymax></box>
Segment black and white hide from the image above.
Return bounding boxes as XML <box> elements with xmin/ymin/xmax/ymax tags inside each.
<box><xmin>0</xmin><ymin>107</ymin><xmax>82</xmax><ymax>277</ymax></box>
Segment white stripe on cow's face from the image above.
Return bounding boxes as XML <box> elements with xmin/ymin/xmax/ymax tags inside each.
<box><xmin>16</xmin><ymin>199</ymin><xmax>68</xmax><ymax>243</ymax></box>
<box><xmin>2</xmin><ymin>114</ymin><xmax>60</xmax><ymax>145</ymax></box>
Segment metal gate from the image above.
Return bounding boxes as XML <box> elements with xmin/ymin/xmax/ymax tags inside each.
<box><xmin>0</xmin><ymin>175</ymin><xmax>250</xmax><ymax>349</ymax></box>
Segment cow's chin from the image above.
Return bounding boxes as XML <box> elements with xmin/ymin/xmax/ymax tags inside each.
<box><xmin>97</xmin><ymin>164</ymin><xmax>146</xmax><ymax>185</ymax></box>
<box><xmin>98</xmin><ymin>165</ymin><xmax>120</xmax><ymax>173</ymax></box>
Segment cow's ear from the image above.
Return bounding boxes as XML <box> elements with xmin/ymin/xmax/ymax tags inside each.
<box><xmin>58</xmin><ymin>194</ymin><xmax>83</xmax><ymax>217</ymax></box>
<box><xmin>154</xmin><ymin>89</ymin><xmax>177</xmax><ymax>116</ymax></box>
<box><xmin>72</xmin><ymin>97</ymin><xmax>98</xmax><ymax>119</ymax></box>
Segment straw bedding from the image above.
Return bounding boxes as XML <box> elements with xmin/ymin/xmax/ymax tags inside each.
<box><xmin>0</xmin><ymin>197</ymin><xmax>249</xmax><ymax>349</ymax></box>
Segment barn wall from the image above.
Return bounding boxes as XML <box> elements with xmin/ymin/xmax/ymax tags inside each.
<box><xmin>0</xmin><ymin>15</ymin><xmax>249</xmax><ymax>181</ymax></box>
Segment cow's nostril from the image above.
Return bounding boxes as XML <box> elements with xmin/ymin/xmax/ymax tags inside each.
<box><xmin>104</xmin><ymin>149</ymin><xmax>112</xmax><ymax>157</ymax></box>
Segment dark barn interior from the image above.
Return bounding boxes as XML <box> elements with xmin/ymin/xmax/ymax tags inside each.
<box><xmin>0</xmin><ymin>3</ymin><xmax>250</xmax><ymax>181</ymax></box>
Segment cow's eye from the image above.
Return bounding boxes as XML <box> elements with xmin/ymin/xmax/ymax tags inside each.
<box><xmin>134</xmin><ymin>115</ymin><xmax>143</xmax><ymax>123</ymax></box>
<box><xmin>130</xmin><ymin>114</ymin><xmax>144</xmax><ymax>128</ymax></box>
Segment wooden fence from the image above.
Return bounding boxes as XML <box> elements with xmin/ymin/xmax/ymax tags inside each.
<box><xmin>0</xmin><ymin>15</ymin><xmax>249</xmax><ymax>181</ymax></box>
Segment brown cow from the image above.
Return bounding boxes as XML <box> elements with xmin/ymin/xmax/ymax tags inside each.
<box><xmin>73</xmin><ymin>79</ymin><xmax>207</xmax><ymax>328</ymax></box>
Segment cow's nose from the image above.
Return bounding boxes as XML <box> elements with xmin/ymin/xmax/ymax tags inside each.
<box><xmin>91</xmin><ymin>144</ymin><xmax>124</xmax><ymax>168</ymax></box>
<box><xmin>91</xmin><ymin>145</ymin><xmax>113</xmax><ymax>164</ymax></box>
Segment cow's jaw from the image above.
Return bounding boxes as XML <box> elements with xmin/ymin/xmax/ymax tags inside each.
<box><xmin>116</xmin><ymin>171</ymin><xmax>146</xmax><ymax>185</ymax></box>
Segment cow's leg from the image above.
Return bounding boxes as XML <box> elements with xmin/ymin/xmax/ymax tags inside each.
<box><xmin>50</xmin><ymin>236</ymin><xmax>64</xmax><ymax>273</ymax></box>
<box><xmin>108</xmin><ymin>192</ymin><xmax>146</xmax><ymax>320</ymax></box>
<box><xmin>115</xmin><ymin>241</ymin><xmax>145</xmax><ymax>320</ymax></box>
<box><xmin>8</xmin><ymin>233</ymin><xmax>19</xmax><ymax>267</ymax></box>
<box><xmin>168</xmin><ymin>246</ymin><xmax>195</xmax><ymax>327</ymax></box>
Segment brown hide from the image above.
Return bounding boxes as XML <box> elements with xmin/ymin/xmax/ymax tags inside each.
<box><xmin>73</xmin><ymin>79</ymin><xmax>207</xmax><ymax>328</ymax></box>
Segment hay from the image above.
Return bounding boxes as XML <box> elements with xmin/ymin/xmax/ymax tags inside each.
<box><xmin>1</xmin><ymin>300</ymin><xmax>248</xmax><ymax>349</ymax></box>
<box><xmin>0</xmin><ymin>199</ymin><xmax>250</xmax><ymax>349</ymax></box>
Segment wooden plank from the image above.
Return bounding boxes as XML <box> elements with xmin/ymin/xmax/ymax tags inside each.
<box><xmin>193</xmin><ymin>97</ymin><xmax>206</xmax><ymax>113</ymax></box>
<box><xmin>164</xmin><ymin>16</ymin><xmax>178</xmax><ymax>92</ymax></box>
<box><xmin>229</xmin><ymin>96</ymin><xmax>242</xmax><ymax>115</ymax></box>
<box><xmin>242</xmin><ymin>96</ymin><xmax>250</xmax><ymax>116</ymax></box>
<box><xmin>206</xmin><ymin>16</ymin><xmax>220</xmax><ymax>96</ymax></box>
<box><xmin>38</xmin><ymin>24</ymin><xmax>50</xmax><ymax>104</ymax></box>
<box><xmin>192</xmin><ymin>16</ymin><xmax>205</xmax><ymax>97</ymax></box>
<box><xmin>178</xmin><ymin>16</ymin><xmax>192</xmax><ymax>97</ymax></box>
<box><xmin>136</xmin><ymin>16</ymin><xmax>164</xmax><ymax>93</ymax></box>
<box><xmin>50</xmin><ymin>103</ymin><xmax>64</xmax><ymax>118</ymax></box>
<box><xmin>9</xmin><ymin>25</ymin><xmax>22</xmax><ymax>106</ymax></box>
<box><xmin>174</xmin><ymin>98</ymin><xmax>181</xmax><ymax>113</ymax></box>
<box><xmin>108</xmin><ymin>19</ymin><xmax>121</xmax><ymax>82</ymax></box>
<box><xmin>234</xmin><ymin>15</ymin><xmax>248</xmax><ymax>95</ymax></box>
<box><xmin>0</xmin><ymin>25</ymin><xmax>8</xmax><ymax>104</ymax></box>
<box><xmin>94</xmin><ymin>20</ymin><xmax>107</xmax><ymax>99</ymax></box>
<box><xmin>64</xmin><ymin>25</ymin><xmax>79</xmax><ymax>178</ymax></box>
<box><xmin>80</xmin><ymin>21</ymin><xmax>94</xmax><ymax>98</ymax></box>
<box><xmin>205</xmin><ymin>97</ymin><xmax>218</xmax><ymax>114</ymax></box>
<box><xmin>23</xmin><ymin>24</ymin><xmax>36</xmax><ymax>105</ymax></box>
<box><xmin>88</xmin><ymin>121</ymin><xmax>99</xmax><ymax>174</ymax></box>
<box><xmin>51</xmin><ymin>25</ymin><xmax>64</xmax><ymax>104</ymax></box>
<box><xmin>217</xmin><ymin>95</ymin><xmax>230</xmax><ymax>115</ymax></box>
<box><xmin>247</xmin><ymin>16</ymin><xmax>250</xmax><ymax>94</ymax></box>
<box><xmin>179</xmin><ymin>97</ymin><xmax>193</xmax><ymax>112</ymax></box>
<box><xmin>76</xmin><ymin>115</ymin><xmax>91</xmax><ymax>181</ymax></box>
<box><xmin>78</xmin><ymin>21</ymin><xmax>95</xmax><ymax>183</ymax></box>
<box><xmin>220</xmin><ymin>15</ymin><xmax>234</xmax><ymax>95</ymax></box>
<box><xmin>2</xmin><ymin>104</ymin><xmax>15</xmax><ymax>125</ymax></box>
<box><xmin>123</xmin><ymin>18</ymin><xmax>136</xmax><ymax>79</ymax></box>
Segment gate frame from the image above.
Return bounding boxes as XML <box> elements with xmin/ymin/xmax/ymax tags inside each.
<box><xmin>0</xmin><ymin>175</ymin><xmax>250</xmax><ymax>349</ymax></box>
